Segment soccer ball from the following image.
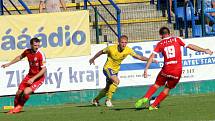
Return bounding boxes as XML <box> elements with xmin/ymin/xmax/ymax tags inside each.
<box><xmin>149</xmin><ymin>96</ymin><xmax>160</xmax><ymax>108</ymax></box>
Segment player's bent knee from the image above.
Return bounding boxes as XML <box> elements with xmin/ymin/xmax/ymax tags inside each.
<box><xmin>163</xmin><ymin>88</ymin><xmax>170</xmax><ymax>94</ymax></box>
<box><xmin>154</xmin><ymin>84</ymin><xmax>160</xmax><ymax>88</ymax></box>
<box><xmin>110</xmin><ymin>77</ymin><xmax>120</xmax><ymax>85</ymax></box>
<box><xmin>24</xmin><ymin>87</ymin><xmax>33</xmax><ymax>95</ymax></box>
<box><xmin>113</xmin><ymin>79</ymin><xmax>120</xmax><ymax>85</ymax></box>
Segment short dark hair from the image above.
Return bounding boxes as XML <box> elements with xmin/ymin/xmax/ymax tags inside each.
<box><xmin>159</xmin><ymin>27</ymin><xmax>170</xmax><ymax>35</ymax></box>
<box><xmin>119</xmin><ymin>35</ymin><xmax>128</xmax><ymax>42</ymax></box>
<box><xmin>30</xmin><ymin>38</ymin><xmax>40</xmax><ymax>45</ymax></box>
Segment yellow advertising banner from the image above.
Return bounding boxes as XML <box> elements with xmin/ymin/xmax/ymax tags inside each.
<box><xmin>0</xmin><ymin>11</ymin><xmax>90</xmax><ymax>61</ymax></box>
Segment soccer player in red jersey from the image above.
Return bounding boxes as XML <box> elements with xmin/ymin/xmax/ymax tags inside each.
<box><xmin>1</xmin><ymin>38</ymin><xmax>47</xmax><ymax>114</ymax></box>
<box><xmin>135</xmin><ymin>27</ymin><xmax>213</xmax><ymax>110</ymax></box>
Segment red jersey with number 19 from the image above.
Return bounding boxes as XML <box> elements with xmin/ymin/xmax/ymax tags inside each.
<box><xmin>21</xmin><ymin>49</ymin><xmax>46</xmax><ymax>77</ymax></box>
<box><xmin>153</xmin><ymin>36</ymin><xmax>188</xmax><ymax>76</ymax></box>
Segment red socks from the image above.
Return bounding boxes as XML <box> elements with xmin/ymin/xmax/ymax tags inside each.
<box><xmin>144</xmin><ymin>85</ymin><xmax>158</xmax><ymax>99</ymax></box>
<box><xmin>14</xmin><ymin>94</ymin><xmax>30</xmax><ymax>107</ymax></box>
<box><xmin>152</xmin><ymin>92</ymin><xmax>167</xmax><ymax>107</ymax></box>
<box><xmin>14</xmin><ymin>95</ymin><xmax>21</xmax><ymax>107</ymax></box>
<box><xmin>20</xmin><ymin>94</ymin><xmax>30</xmax><ymax>106</ymax></box>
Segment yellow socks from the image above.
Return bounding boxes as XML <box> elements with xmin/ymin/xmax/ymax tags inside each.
<box><xmin>106</xmin><ymin>83</ymin><xmax>118</xmax><ymax>100</ymax></box>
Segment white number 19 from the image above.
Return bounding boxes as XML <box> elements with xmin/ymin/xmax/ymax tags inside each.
<box><xmin>164</xmin><ymin>46</ymin><xmax>175</xmax><ymax>59</ymax></box>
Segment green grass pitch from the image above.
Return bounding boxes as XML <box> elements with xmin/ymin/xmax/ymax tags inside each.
<box><xmin>1</xmin><ymin>93</ymin><xmax>215</xmax><ymax>121</ymax></box>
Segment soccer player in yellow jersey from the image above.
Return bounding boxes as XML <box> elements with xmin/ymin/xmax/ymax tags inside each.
<box><xmin>89</xmin><ymin>35</ymin><xmax>157</xmax><ymax>107</ymax></box>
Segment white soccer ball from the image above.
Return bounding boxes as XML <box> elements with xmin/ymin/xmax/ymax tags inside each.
<box><xmin>149</xmin><ymin>96</ymin><xmax>160</xmax><ymax>108</ymax></box>
<box><xmin>149</xmin><ymin>98</ymin><xmax>155</xmax><ymax>105</ymax></box>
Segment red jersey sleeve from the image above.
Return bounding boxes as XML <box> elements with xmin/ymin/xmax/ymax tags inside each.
<box><xmin>20</xmin><ymin>49</ymin><xmax>29</xmax><ymax>58</ymax></box>
<box><xmin>176</xmin><ymin>37</ymin><xmax>188</xmax><ymax>47</ymax></box>
<box><xmin>153</xmin><ymin>42</ymin><xmax>161</xmax><ymax>54</ymax></box>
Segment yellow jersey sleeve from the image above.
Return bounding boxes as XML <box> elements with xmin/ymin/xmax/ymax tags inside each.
<box><xmin>102</xmin><ymin>46</ymin><xmax>109</xmax><ymax>54</ymax></box>
<box><xmin>128</xmin><ymin>47</ymin><xmax>137</xmax><ymax>57</ymax></box>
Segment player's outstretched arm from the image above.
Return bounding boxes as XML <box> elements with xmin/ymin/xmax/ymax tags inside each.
<box><xmin>133</xmin><ymin>54</ymin><xmax>158</xmax><ymax>63</ymax></box>
<box><xmin>187</xmin><ymin>44</ymin><xmax>213</xmax><ymax>55</ymax></box>
<box><xmin>133</xmin><ymin>54</ymin><xmax>148</xmax><ymax>61</ymax></box>
<box><xmin>1</xmin><ymin>55</ymin><xmax>22</xmax><ymax>68</ymax></box>
<box><xmin>144</xmin><ymin>53</ymin><xmax>155</xmax><ymax>78</ymax></box>
<box><xmin>89</xmin><ymin>50</ymin><xmax>104</xmax><ymax>65</ymax></box>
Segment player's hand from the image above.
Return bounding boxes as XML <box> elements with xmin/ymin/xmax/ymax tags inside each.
<box><xmin>26</xmin><ymin>78</ymin><xmax>35</xmax><ymax>85</ymax></box>
<box><xmin>1</xmin><ymin>63</ymin><xmax>10</xmax><ymax>68</ymax></box>
<box><xmin>205</xmin><ymin>49</ymin><xmax>213</xmax><ymax>55</ymax></box>
<box><xmin>144</xmin><ymin>70</ymin><xmax>148</xmax><ymax>78</ymax></box>
<box><xmin>89</xmin><ymin>58</ymin><xmax>95</xmax><ymax>65</ymax></box>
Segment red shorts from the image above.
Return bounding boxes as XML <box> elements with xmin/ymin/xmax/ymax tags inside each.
<box><xmin>19</xmin><ymin>75</ymin><xmax>45</xmax><ymax>92</ymax></box>
<box><xmin>155</xmin><ymin>70</ymin><xmax>182</xmax><ymax>89</ymax></box>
